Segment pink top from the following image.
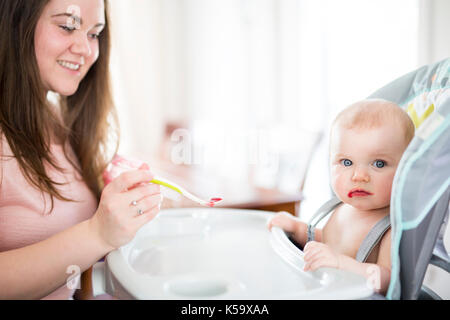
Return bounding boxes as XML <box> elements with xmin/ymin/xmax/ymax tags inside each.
<box><xmin>0</xmin><ymin>136</ymin><xmax>98</xmax><ymax>299</ymax></box>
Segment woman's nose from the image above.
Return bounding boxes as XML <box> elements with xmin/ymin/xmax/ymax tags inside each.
<box><xmin>70</xmin><ymin>33</ymin><xmax>92</xmax><ymax>58</ymax></box>
<box><xmin>351</xmin><ymin>166</ymin><xmax>370</xmax><ymax>183</ymax></box>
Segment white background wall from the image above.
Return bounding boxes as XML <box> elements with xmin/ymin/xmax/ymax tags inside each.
<box><xmin>418</xmin><ymin>0</ymin><xmax>450</xmax><ymax>65</ymax></box>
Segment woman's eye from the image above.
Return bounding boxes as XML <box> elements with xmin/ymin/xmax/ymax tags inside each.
<box><xmin>59</xmin><ymin>25</ymin><xmax>76</xmax><ymax>32</ymax></box>
<box><xmin>340</xmin><ymin>159</ymin><xmax>352</xmax><ymax>167</ymax></box>
<box><xmin>373</xmin><ymin>160</ymin><xmax>386</xmax><ymax>168</ymax></box>
<box><xmin>89</xmin><ymin>33</ymin><xmax>100</xmax><ymax>40</ymax></box>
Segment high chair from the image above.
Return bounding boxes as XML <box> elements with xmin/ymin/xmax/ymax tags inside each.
<box><xmin>367</xmin><ymin>57</ymin><xmax>450</xmax><ymax>299</ymax></box>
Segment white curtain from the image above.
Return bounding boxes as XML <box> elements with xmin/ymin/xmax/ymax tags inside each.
<box><xmin>108</xmin><ymin>0</ymin><xmax>422</xmax><ymax>217</ymax></box>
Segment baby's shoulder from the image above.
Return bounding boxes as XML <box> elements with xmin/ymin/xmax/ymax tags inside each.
<box><xmin>325</xmin><ymin>205</ymin><xmax>388</xmax><ymax>257</ymax></box>
<box><xmin>323</xmin><ymin>204</ymin><xmax>356</xmax><ymax>236</ymax></box>
<box><xmin>327</xmin><ymin>204</ymin><xmax>383</xmax><ymax>238</ymax></box>
<box><xmin>327</xmin><ymin>203</ymin><xmax>353</xmax><ymax>224</ymax></box>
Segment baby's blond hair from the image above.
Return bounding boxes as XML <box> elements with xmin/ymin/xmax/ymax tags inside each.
<box><xmin>331</xmin><ymin>99</ymin><xmax>415</xmax><ymax>146</ymax></box>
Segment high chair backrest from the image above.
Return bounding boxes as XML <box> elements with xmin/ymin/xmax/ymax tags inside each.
<box><xmin>368</xmin><ymin>58</ymin><xmax>450</xmax><ymax>300</ymax></box>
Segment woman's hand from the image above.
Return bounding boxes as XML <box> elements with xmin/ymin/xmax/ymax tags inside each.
<box><xmin>303</xmin><ymin>241</ymin><xmax>341</xmax><ymax>271</ymax></box>
<box><xmin>89</xmin><ymin>167</ymin><xmax>162</xmax><ymax>252</ymax></box>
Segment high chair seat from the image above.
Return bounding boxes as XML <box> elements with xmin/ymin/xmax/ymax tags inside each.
<box><xmin>368</xmin><ymin>57</ymin><xmax>450</xmax><ymax>300</ymax></box>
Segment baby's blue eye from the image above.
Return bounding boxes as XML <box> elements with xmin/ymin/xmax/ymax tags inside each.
<box><xmin>373</xmin><ymin>160</ymin><xmax>386</xmax><ymax>168</ymax></box>
<box><xmin>340</xmin><ymin>159</ymin><xmax>352</xmax><ymax>167</ymax></box>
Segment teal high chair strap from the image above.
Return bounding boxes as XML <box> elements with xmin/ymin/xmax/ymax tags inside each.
<box><xmin>356</xmin><ymin>215</ymin><xmax>391</xmax><ymax>263</ymax></box>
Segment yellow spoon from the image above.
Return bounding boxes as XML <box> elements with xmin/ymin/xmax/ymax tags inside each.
<box><xmin>150</xmin><ymin>176</ymin><xmax>222</xmax><ymax>207</ymax></box>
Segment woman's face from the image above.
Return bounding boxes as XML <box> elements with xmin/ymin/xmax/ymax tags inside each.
<box><xmin>34</xmin><ymin>0</ymin><xmax>105</xmax><ymax>96</ymax></box>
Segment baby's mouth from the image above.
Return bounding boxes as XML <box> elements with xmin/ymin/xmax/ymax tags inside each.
<box><xmin>348</xmin><ymin>189</ymin><xmax>373</xmax><ymax>198</ymax></box>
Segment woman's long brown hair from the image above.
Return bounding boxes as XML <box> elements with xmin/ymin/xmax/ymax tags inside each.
<box><xmin>0</xmin><ymin>0</ymin><xmax>119</xmax><ymax>213</ymax></box>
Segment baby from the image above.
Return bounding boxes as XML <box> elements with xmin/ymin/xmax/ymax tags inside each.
<box><xmin>268</xmin><ymin>99</ymin><xmax>415</xmax><ymax>295</ymax></box>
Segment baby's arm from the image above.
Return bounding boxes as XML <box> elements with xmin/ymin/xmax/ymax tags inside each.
<box><xmin>303</xmin><ymin>229</ymin><xmax>391</xmax><ymax>295</ymax></box>
<box><xmin>267</xmin><ymin>212</ymin><xmax>323</xmax><ymax>248</ymax></box>
<box><xmin>337</xmin><ymin>229</ymin><xmax>391</xmax><ymax>294</ymax></box>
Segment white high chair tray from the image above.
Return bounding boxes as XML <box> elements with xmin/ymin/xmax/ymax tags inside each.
<box><xmin>92</xmin><ymin>208</ymin><xmax>373</xmax><ymax>299</ymax></box>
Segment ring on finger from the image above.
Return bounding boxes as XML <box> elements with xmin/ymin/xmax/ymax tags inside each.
<box><xmin>137</xmin><ymin>208</ymin><xmax>144</xmax><ymax>215</ymax></box>
<box><xmin>131</xmin><ymin>200</ymin><xmax>138</xmax><ymax>206</ymax></box>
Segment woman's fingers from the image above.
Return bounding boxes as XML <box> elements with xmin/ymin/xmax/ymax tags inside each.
<box><xmin>129</xmin><ymin>193</ymin><xmax>163</xmax><ymax>217</ymax></box>
<box><xmin>93</xmin><ymin>167</ymin><xmax>162</xmax><ymax>250</ymax></box>
<box><xmin>125</xmin><ymin>183</ymin><xmax>161</xmax><ymax>204</ymax></box>
<box><xmin>124</xmin><ymin>183</ymin><xmax>162</xmax><ymax>218</ymax></box>
<box><xmin>107</xmin><ymin>169</ymin><xmax>154</xmax><ymax>193</ymax></box>
<box><xmin>134</xmin><ymin>203</ymin><xmax>161</xmax><ymax>226</ymax></box>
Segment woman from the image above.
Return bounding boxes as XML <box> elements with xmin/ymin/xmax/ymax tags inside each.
<box><xmin>0</xmin><ymin>0</ymin><xmax>162</xmax><ymax>299</ymax></box>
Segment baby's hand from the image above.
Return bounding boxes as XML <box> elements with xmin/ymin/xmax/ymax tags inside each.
<box><xmin>303</xmin><ymin>241</ymin><xmax>341</xmax><ymax>272</ymax></box>
<box><xmin>267</xmin><ymin>211</ymin><xmax>299</xmax><ymax>233</ymax></box>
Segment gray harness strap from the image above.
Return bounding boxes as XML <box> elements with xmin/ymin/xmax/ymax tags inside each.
<box><xmin>355</xmin><ymin>215</ymin><xmax>391</xmax><ymax>262</ymax></box>
<box><xmin>307</xmin><ymin>197</ymin><xmax>343</xmax><ymax>242</ymax></box>
<box><xmin>306</xmin><ymin>197</ymin><xmax>391</xmax><ymax>263</ymax></box>
<box><xmin>308</xmin><ymin>197</ymin><xmax>343</xmax><ymax>228</ymax></box>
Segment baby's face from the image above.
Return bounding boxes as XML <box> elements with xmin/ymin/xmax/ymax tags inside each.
<box><xmin>330</xmin><ymin>124</ymin><xmax>409</xmax><ymax>211</ymax></box>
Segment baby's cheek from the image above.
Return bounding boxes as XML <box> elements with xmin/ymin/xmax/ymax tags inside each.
<box><xmin>330</xmin><ymin>171</ymin><xmax>347</xmax><ymax>201</ymax></box>
<box><xmin>375</xmin><ymin>173</ymin><xmax>395</xmax><ymax>206</ymax></box>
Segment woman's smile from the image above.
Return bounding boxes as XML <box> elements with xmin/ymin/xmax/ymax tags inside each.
<box><xmin>57</xmin><ymin>59</ymin><xmax>83</xmax><ymax>72</ymax></box>
<box><xmin>57</xmin><ymin>60</ymin><xmax>83</xmax><ymax>77</ymax></box>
